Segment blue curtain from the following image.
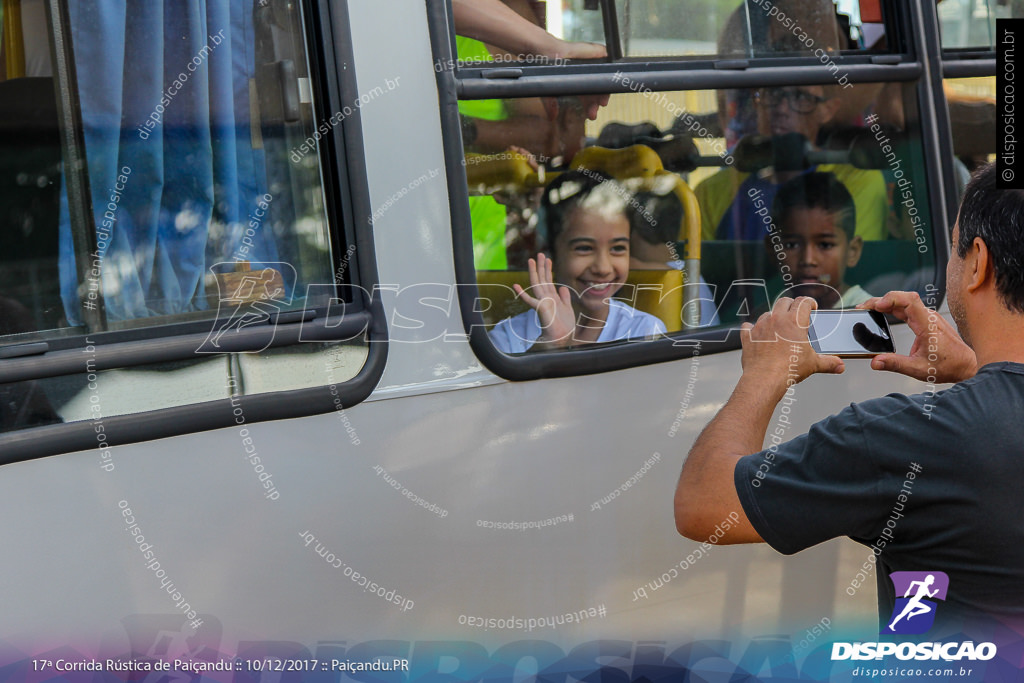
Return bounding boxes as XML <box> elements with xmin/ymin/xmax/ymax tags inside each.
<box><xmin>59</xmin><ymin>0</ymin><xmax>279</xmax><ymax>324</ymax></box>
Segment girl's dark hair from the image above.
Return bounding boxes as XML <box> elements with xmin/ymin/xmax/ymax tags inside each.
<box><xmin>772</xmin><ymin>172</ymin><xmax>856</xmax><ymax>239</ymax></box>
<box><xmin>540</xmin><ymin>169</ymin><xmax>629</xmax><ymax>252</ymax></box>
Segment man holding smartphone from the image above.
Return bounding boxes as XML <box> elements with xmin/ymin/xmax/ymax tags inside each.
<box><xmin>674</xmin><ymin>161</ymin><xmax>1024</xmax><ymax>629</ymax></box>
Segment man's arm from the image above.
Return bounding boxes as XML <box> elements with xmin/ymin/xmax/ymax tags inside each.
<box><xmin>451</xmin><ymin>0</ymin><xmax>606</xmax><ymax>60</ymax></box>
<box><xmin>674</xmin><ymin>297</ymin><xmax>844</xmax><ymax>543</ymax></box>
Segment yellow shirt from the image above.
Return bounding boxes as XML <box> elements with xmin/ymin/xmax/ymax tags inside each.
<box><xmin>695</xmin><ymin>165</ymin><xmax>889</xmax><ymax>242</ymax></box>
<box><xmin>456</xmin><ymin>36</ymin><xmax>509</xmax><ymax>270</ymax></box>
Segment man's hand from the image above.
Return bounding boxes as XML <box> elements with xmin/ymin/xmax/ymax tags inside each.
<box><xmin>542</xmin><ymin>36</ymin><xmax>607</xmax><ymax>61</ymax></box>
<box><xmin>740</xmin><ymin>296</ymin><xmax>845</xmax><ymax>391</ymax></box>
<box><xmin>859</xmin><ymin>291</ymin><xmax>977</xmax><ymax>383</ymax></box>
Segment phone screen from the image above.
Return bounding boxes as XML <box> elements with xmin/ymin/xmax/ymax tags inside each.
<box><xmin>808</xmin><ymin>310</ymin><xmax>895</xmax><ymax>356</ymax></box>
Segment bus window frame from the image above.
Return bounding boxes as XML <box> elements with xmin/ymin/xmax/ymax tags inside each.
<box><xmin>434</xmin><ymin>0</ymin><xmax>953</xmax><ymax>381</ymax></box>
<box><xmin>0</xmin><ymin>0</ymin><xmax>389</xmax><ymax>464</ymax></box>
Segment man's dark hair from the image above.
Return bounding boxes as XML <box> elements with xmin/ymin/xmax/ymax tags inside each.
<box><xmin>771</xmin><ymin>171</ymin><xmax>856</xmax><ymax>239</ymax></box>
<box><xmin>958</xmin><ymin>162</ymin><xmax>1024</xmax><ymax>313</ymax></box>
<box><xmin>540</xmin><ymin>169</ymin><xmax>629</xmax><ymax>252</ymax></box>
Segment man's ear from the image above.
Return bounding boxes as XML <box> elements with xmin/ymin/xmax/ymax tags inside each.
<box><xmin>845</xmin><ymin>235</ymin><xmax>864</xmax><ymax>267</ymax></box>
<box><xmin>966</xmin><ymin>236</ymin><xmax>993</xmax><ymax>294</ymax></box>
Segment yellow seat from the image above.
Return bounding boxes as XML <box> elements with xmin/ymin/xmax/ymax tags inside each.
<box><xmin>475</xmin><ymin>269</ymin><xmax>684</xmax><ymax>333</ymax></box>
<box><xmin>464</xmin><ymin>151</ymin><xmax>540</xmax><ymax>192</ymax></box>
<box><xmin>2</xmin><ymin>0</ymin><xmax>26</xmax><ymax>79</ymax></box>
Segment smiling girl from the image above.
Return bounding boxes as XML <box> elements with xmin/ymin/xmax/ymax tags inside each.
<box><xmin>489</xmin><ymin>171</ymin><xmax>667</xmax><ymax>353</ymax></box>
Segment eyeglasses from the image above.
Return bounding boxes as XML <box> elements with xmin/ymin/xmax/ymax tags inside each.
<box><xmin>754</xmin><ymin>88</ymin><xmax>827</xmax><ymax>114</ymax></box>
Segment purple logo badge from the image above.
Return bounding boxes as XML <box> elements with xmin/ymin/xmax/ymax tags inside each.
<box><xmin>883</xmin><ymin>571</ymin><xmax>949</xmax><ymax>634</ymax></box>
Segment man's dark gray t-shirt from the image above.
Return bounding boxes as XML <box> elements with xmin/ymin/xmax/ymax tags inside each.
<box><xmin>734</xmin><ymin>362</ymin><xmax>1024</xmax><ymax>625</ymax></box>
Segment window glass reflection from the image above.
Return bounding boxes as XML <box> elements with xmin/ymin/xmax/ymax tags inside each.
<box><xmin>453</xmin><ymin>0</ymin><xmax>884</xmax><ymax>65</ymax></box>
<box><xmin>0</xmin><ymin>1</ymin><xmax>339</xmax><ymax>342</ymax></box>
<box><xmin>464</xmin><ymin>79</ymin><xmax>936</xmax><ymax>351</ymax></box>
<box><xmin>945</xmin><ymin>77</ymin><xmax>996</xmax><ymax>197</ymax></box>
<box><xmin>938</xmin><ymin>0</ymin><xmax>1016</xmax><ymax>51</ymax></box>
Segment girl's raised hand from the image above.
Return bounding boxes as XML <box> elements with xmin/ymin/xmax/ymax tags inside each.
<box><xmin>513</xmin><ymin>254</ymin><xmax>576</xmax><ymax>348</ymax></box>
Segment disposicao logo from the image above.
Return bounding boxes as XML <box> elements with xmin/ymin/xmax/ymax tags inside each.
<box><xmin>831</xmin><ymin>571</ymin><xmax>998</xmax><ymax>662</ymax></box>
<box><xmin>883</xmin><ymin>571</ymin><xmax>948</xmax><ymax>635</ymax></box>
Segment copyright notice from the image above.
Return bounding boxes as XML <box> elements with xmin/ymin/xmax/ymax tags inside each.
<box><xmin>999</xmin><ymin>19</ymin><xmax>1023</xmax><ymax>188</ymax></box>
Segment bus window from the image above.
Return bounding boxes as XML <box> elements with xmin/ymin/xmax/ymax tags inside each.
<box><xmin>461</xmin><ymin>79</ymin><xmax>935</xmax><ymax>349</ymax></box>
<box><xmin>455</xmin><ymin>0</ymin><xmax>890</xmax><ymax>68</ymax></box>
<box><xmin>0</xmin><ymin>1</ymin><xmax>374</xmax><ymax>437</ymax></box>
<box><xmin>0</xmin><ymin>2</ymin><xmax>344</xmax><ymax>341</ymax></box>
<box><xmin>938</xmin><ymin>0</ymin><xmax>1012</xmax><ymax>51</ymax></box>
<box><xmin>445</xmin><ymin>2</ymin><xmax>943</xmax><ymax>374</ymax></box>
<box><xmin>73</xmin><ymin>4</ymin><xmax>339</xmax><ymax>332</ymax></box>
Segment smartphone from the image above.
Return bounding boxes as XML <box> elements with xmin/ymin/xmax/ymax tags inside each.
<box><xmin>808</xmin><ymin>309</ymin><xmax>895</xmax><ymax>357</ymax></box>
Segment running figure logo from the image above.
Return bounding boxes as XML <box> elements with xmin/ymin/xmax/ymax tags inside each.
<box><xmin>883</xmin><ymin>571</ymin><xmax>949</xmax><ymax>634</ymax></box>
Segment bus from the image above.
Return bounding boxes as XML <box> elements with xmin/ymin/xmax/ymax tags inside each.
<box><xmin>0</xmin><ymin>0</ymin><xmax>1007</xmax><ymax>680</ymax></box>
